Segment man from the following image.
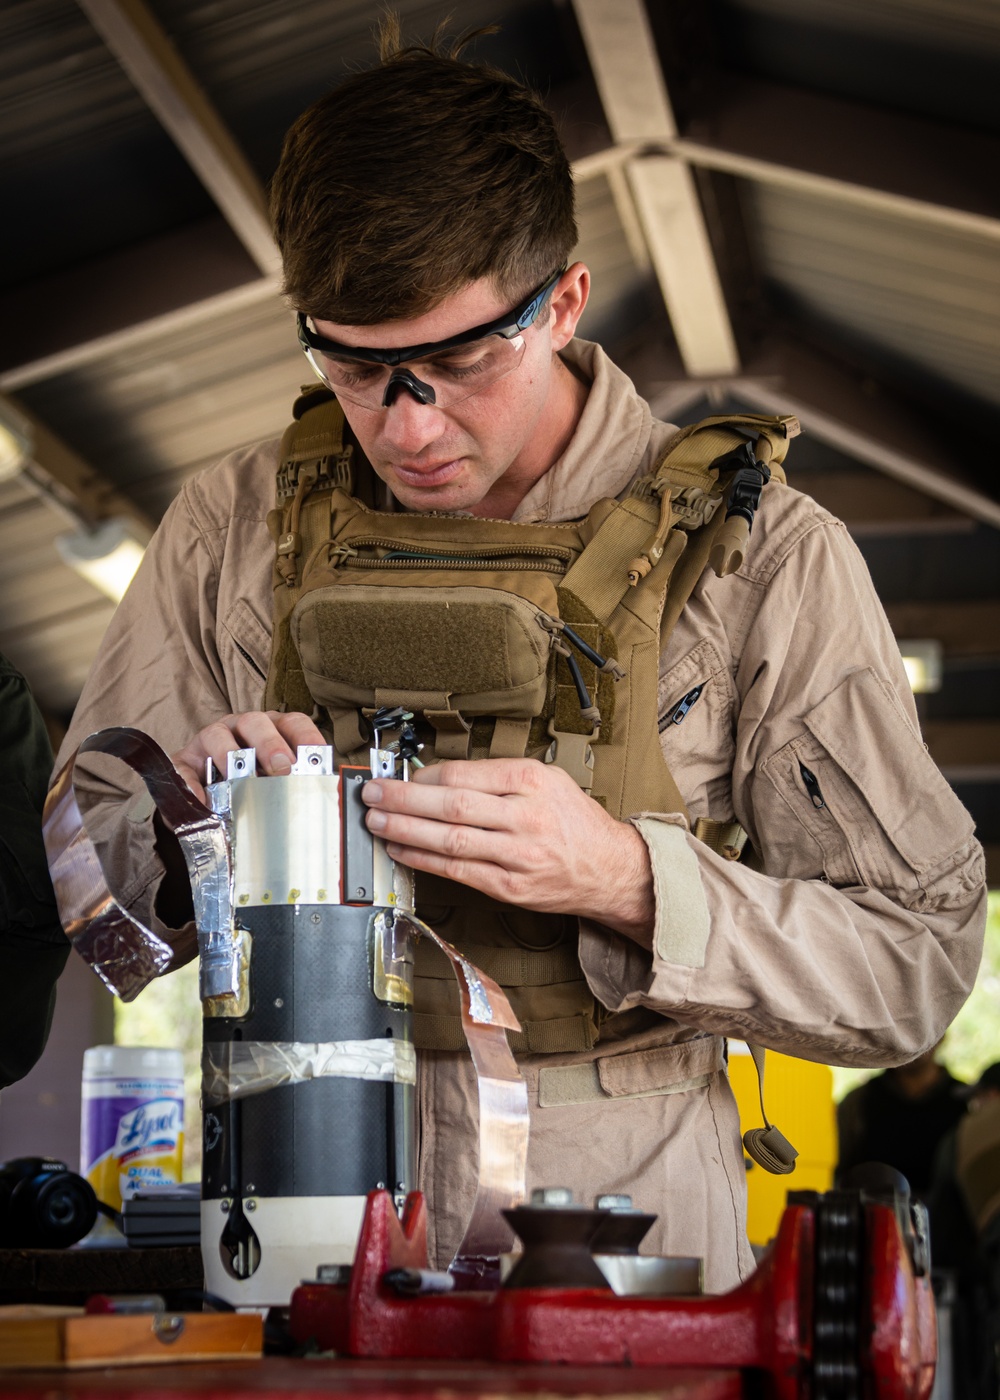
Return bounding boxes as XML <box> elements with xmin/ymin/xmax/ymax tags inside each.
<box><xmin>1</xmin><ymin>653</ymin><xmax>70</xmax><ymax>1089</ymax></box>
<box><xmin>836</xmin><ymin>1043</ymin><xmax>967</xmax><ymax>1199</ymax></box>
<box><xmin>929</xmin><ymin>1064</ymin><xmax>1000</xmax><ymax>1400</ymax></box>
<box><xmin>56</xmin><ymin>25</ymin><xmax>986</xmax><ymax>1291</ymax></box>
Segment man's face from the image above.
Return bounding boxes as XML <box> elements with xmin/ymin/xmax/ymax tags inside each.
<box><xmin>309</xmin><ymin>267</ymin><xmax>588</xmax><ymax>515</ymax></box>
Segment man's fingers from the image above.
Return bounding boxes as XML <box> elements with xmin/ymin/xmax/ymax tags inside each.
<box><xmin>362</xmin><ymin>773</ymin><xmax>512</xmax><ymax>830</ymax></box>
<box><xmin>366</xmin><ymin>807</ymin><xmax>521</xmax><ymax>865</ymax></box>
<box><xmin>171</xmin><ymin>710</ymin><xmax>323</xmax><ymax>786</ymax></box>
<box><xmin>269</xmin><ymin>710</ymin><xmax>326</xmax><ymax>749</ymax></box>
<box><xmin>174</xmin><ymin>762</ymin><xmax>207</xmax><ymax>804</ymax></box>
<box><xmin>222</xmin><ymin>710</ymin><xmax>297</xmax><ymax>773</ymax></box>
<box><xmin>383</xmin><ymin>843</ymin><xmax>520</xmax><ymax>903</ymax></box>
<box><xmin>411</xmin><ymin>757</ymin><xmax>548</xmax><ymax>797</ymax></box>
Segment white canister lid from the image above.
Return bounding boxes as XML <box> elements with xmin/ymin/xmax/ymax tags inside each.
<box><xmin>82</xmin><ymin>1045</ymin><xmax>184</xmax><ymax>1078</ymax></box>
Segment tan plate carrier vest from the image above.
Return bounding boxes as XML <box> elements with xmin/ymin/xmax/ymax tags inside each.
<box><xmin>264</xmin><ymin>384</ymin><xmax>798</xmax><ymax>1059</ymax></box>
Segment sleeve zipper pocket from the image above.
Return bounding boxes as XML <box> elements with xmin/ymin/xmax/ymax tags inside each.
<box><xmin>798</xmin><ymin>762</ymin><xmax>826</xmax><ymax>810</ymax></box>
<box><xmin>235</xmin><ymin>641</ymin><xmax>266</xmax><ymax>682</ymax></box>
<box><xmin>659</xmin><ymin>683</ymin><xmax>704</xmax><ymax>732</ymax></box>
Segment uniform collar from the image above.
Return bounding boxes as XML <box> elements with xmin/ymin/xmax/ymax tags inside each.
<box><xmin>511</xmin><ymin>338</ymin><xmax>653</xmax><ymax>524</ymax></box>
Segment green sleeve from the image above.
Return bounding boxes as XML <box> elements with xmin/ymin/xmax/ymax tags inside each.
<box><xmin>0</xmin><ymin>654</ymin><xmax>71</xmax><ymax>1089</ymax></box>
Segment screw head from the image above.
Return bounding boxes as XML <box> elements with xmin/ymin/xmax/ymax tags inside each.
<box><xmin>529</xmin><ymin>1186</ymin><xmax>574</xmax><ymax>1208</ymax></box>
<box><xmin>220</xmin><ymin>1200</ymin><xmax>231</xmax><ymax>1213</ymax></box>
<box><xmin>595</xmin><ymin>1193</ymin><xmax>634</xmax><ymax>1211</ymax></box>
<box><xmin>245</xmin><ymin>1199</ymin><xmax>257</xmax><ymax>1212</ymax></box>
<box><xmin>311</xmin><ymin>912</ymin><xmax>321</xmax><ymax>924</ymax></box>
<box><xmin>355</xmin><ymin>887</ymin><xmax>366</xmax><ymax>898</ymax></box>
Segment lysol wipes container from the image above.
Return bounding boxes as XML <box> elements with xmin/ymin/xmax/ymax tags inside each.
<box><xmin>81</xmin><ymin>1046</ymin><xmax>184</xmax><ymax>1210</ymax></box>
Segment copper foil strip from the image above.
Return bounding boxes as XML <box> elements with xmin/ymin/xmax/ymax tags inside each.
<box><xmin>398</xmin><ymin>911</ymin><xmax>529</xmax><ymax>1289</ymax></box>
<box><xmin>43</xmin><ymin>727</ymin><xmax>231</xmax><ymax>1002</ymax></box>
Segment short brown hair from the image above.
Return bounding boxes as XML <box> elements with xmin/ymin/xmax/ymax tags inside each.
<box><xmin>270</xmin><ymin>19</ymin><xmax>576</xmax><ymax>323</ymax></box>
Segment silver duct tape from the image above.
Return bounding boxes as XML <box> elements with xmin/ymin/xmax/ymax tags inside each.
<box><xmin>199</xmin><ymin>927</ymin><xmax>241</xmax><ymax>999</ymax></box>
<box><xmin>202</xmin><ymin>1038</ymin><xmax>417</xmax><ymax>1104</ymax></box>
<box><xmin>458</xmin><ymin>958</ymin><xmax>494</xmax><ymax>1025</ymax></box>
<box><xmin>178</xmin><ymin>819</ymin><xmax>233</xmax><ymax>953</ymax></box>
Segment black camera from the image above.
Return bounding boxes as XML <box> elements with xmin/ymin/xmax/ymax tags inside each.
<box><xmin>0</xmin><ymin>1157</ymin><xmax>98</xmax><ymax>1248</ymax></box>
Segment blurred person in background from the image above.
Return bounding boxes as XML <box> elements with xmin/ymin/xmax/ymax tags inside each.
<box><xmin>836</xmin><ymin>1041</ymin><xmax>967</xmax><ymax>1200</ymax></box>
<box><xmin>0</xmin><ymin>654</ymin><xmax>69</xmax><ymax>1090</ymax></box>
<box><xmin>930</xmin><ymin>1063</ymin><xmax>1000</xmax><ymax>1400</ymax></box>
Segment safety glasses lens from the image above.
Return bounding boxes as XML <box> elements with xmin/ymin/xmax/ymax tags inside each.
<box><xmin>304</xmin><ymin>333</ymin><xmax>526</xmax><ymax>409</ymax></box>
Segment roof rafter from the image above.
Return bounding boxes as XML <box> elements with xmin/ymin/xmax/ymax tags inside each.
<box><xmin>571</xmin><ymin>0</ymin><xmax>740</xmax><ymax>378</ymax></box>
<box><xmin>75</xmin><ymin>0</ymin><xmax>281</xmax><ymax>276</ymax></box>
<box><xmin>1</xmin><ymin>392</ymin><xmax>156</xmax><ymax>536</ymax></box>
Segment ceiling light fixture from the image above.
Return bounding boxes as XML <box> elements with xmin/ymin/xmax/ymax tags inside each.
<box><xmin>56</xmin><ymin>517</ymin><xmax>152</xmax><ymax>604</ymax></box>
<box><xmin>0</xmin><ymin>402</ymin><xmax>33</xmax><ymax>482</ymax></box>
<box><xmin>898</xmin><ymin>639</ymin><xmax>943</xmax><ymax>694</ymax></box>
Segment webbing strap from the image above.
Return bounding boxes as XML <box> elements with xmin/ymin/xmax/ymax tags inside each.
<box><xmin>659</xmin><ymin>413</ymin><xmax>796</xmax><ymax>480</ymax></box>
<box><xmin>560</xmin><ymin>496</ymin><xmax>660</xmax><ymax>624</ymax></box>
<box><xmin>426</xmin><ymin>708</ymin><xmax>473</xmax><ymax>761</ymax></box>
<box><xmin>416</xmin><ymin>940</ymin><xmax>583</xmax><ymax>988</ymax></box>
<box><xmin>489</xmin><ymin>717</ymin><xmax>532</xmax><ymax>759</ymax></box>
<box><xmin>692</xmin><ymin>817</ymin><xmax>748</xmax><ymax>861</ymax></box>
<box><xmin>265</xmin><ymin>395</ymin><xmax>350</xmax><ymax>714</ymax></box>
<box><xmin>742</xmin><ymin>1042</ymin><xmax>799</xmax><ymax>1175</ymax></box>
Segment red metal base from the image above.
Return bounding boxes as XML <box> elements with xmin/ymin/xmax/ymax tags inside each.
<box><xmin>290</xmin><ymin>1192</ymin><xmax>936</xmax><ymax>1400</ymax></box>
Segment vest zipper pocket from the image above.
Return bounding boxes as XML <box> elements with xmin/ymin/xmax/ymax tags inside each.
<box><xmin>336</xmin><ymin>538</ymin><xmax>573</xmax><ymax>574</ymax></box>
<box><xmin>659</xmin><ymin>683</ymin><xmax>704</xmax><ymax>731</ymax></box>
<box><xmin>798</xmin><ymin>762</ymin><xmax>826</xmax><ymax>809</ymax></box>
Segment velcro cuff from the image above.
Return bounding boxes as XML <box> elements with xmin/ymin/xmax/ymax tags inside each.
<box><xmin>632</xmin><ymin>816</ymin><xmax>710</xmax><ymax>969</ymax></box>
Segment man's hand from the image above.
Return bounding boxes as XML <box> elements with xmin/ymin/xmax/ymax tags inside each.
<box><xmin>362</xmin><ymin>758</ymin><xmax>655</xmax><ymax>946</ymax></box>
<box><xmin>171</xmin><ymin>711</ymin><xmax>325</xmax><ymax>801</ymax></box>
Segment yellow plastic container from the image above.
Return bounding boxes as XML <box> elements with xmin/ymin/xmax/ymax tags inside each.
<box><xmin>727</xmin><ymin>1043</ymin><xmax>837</xmax><ymax>1247</ymax></box>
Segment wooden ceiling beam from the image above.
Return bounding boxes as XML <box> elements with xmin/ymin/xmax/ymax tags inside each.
<box><xmin>676</xmin><ymin>73</ymin><xmax>1000</xmax><ymax>243</ymax></box>
<box><xmin>923</xmin><ymin>720</ymin><xmax>1000</xmax><ymax>771</ymax></box>
<box><xmin>75</xmin><ymin>0</ymin><xmax>281</xmax><ymax>276</ymax></box>
<box><xmin>572</xmin><ymin>0</ymin><xmax>739</xmax><ymax>377</ymax></box>
<box><xmin>0</xmin><ymin>219</ymin><xmax>276</xmax><ymax>391</ymax></box>
<box><xmin>802</xmin><ymin>472</ymin><xmax>972</xmax><ymax>535</ymax></box>
<box><xmin>884</xmin><ymin>600</ymin><xmax>1000</xmax><ymax>658</ymax></box>
<box><xmin>731</xmin><ymin>337</ymin><xmax>1000</xmax><ymax>531</ymax></box>
<box><xmin>0</xmin><ymin>393</ymin><xmax>156</xmax><ymax>535</ymax></box>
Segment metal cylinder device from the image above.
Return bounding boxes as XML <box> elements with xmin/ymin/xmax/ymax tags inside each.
<box><xmin>43</xmin><ymin>724</ymin><xmax>529</xmax><ymax>1312</ymax></box>
<box><xmin>199</xmin><ymin>742</ymin><xmax>417</xmax><ymax>1308</ymax></box>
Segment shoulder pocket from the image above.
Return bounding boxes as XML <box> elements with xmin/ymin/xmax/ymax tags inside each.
<box><xmin>761</xmin><ymin>668</ymin><xmax>979</xmax><ymax>911</ymax></box>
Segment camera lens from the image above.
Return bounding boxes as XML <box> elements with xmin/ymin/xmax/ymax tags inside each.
<box><xmin>28</xmin><ymin>1172</ymin><xmax>98</xmax><ymax>1248</ymax></box>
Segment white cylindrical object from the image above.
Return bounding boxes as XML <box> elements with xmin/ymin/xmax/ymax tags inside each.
<box><xmin>81</xmin><ymin>1045</ymin><xmax>185</xmax><ymax>1211</ymax></box>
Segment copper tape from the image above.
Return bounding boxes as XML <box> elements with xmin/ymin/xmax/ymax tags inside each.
<box><xmin>399</xmin><ymin>912</ymin><xmax>528</xmax><ymax>1286</ymax></box>
<box><xmin>42</xmin><ymin>729</ymin><xmax>529</xmax><ymax>1276</ymax></box>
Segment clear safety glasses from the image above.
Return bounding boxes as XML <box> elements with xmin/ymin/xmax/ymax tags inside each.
<box><xmin>296</xmin><ymin>268</ymin><xmax>564</xmax><ymax>411</ymax></box>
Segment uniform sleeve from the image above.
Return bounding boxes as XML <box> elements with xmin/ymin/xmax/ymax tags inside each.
<box><xmin>580</xmin><ymin>510</ymin><xmax>987</xmax><ymax>1068</ymax></box>
<box><xmin>53</xmin><ymin>480</ymin><xmax>239</xmax><ymax>964</ymax></box>
<box><xmin>0</xmin><ymin>656</ymin><xmax>71</xmax><ymax>1087</ymax></box>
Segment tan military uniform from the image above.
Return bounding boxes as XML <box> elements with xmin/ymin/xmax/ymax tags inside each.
<box><xmin>57</xmin><ymin>338</ymin><xmax>986</xmax><ymax>1291</ymax></box>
